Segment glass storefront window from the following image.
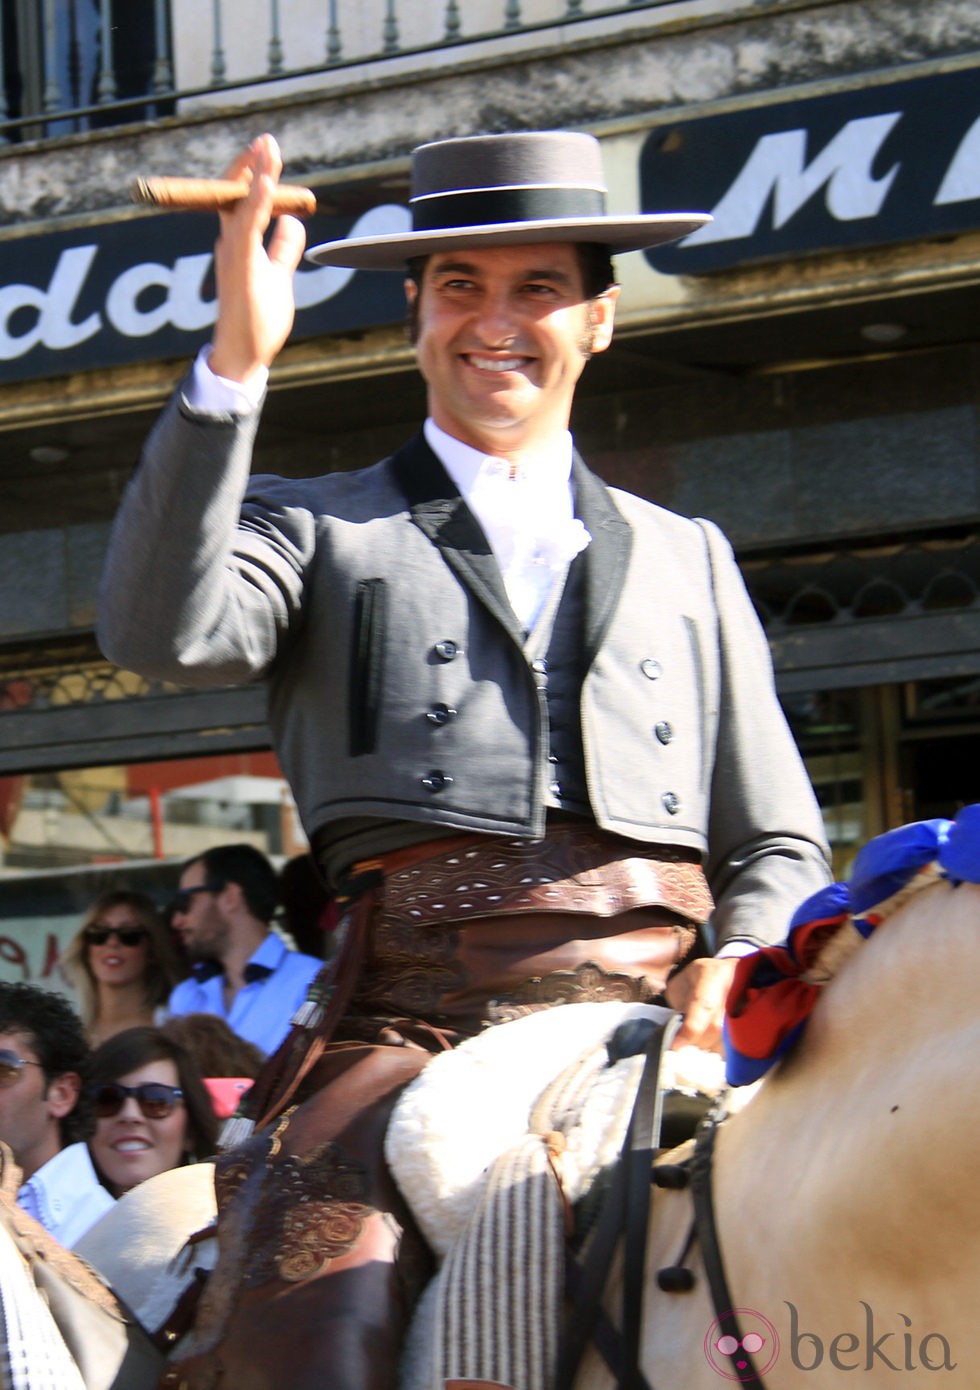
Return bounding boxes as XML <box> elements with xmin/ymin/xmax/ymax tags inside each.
<box><xmin>903</xmin><ymin>674</ymin><xmax>980</xmax><ymax>724</ymax></box>
<box><xmin>0</xmin><ymin>750</ymin><xmax>307</xmax><ymax>990</ymax></box>
<box><xmin>781</xmin><ymin>687</ymin><xmax>867</xmax><ymax>878</ymax></box>
<box><xmin>0</xmin><ymin>751</ymin><xmax>305</xmax><ymax>874</ymax></box>
<box><xmin>900</xmin><ymin>676</ymin><xmax>980</xmax><ymax>822</ymax></box>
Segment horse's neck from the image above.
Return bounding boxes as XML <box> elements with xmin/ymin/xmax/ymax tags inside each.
<box><xmin>709</xmin><ymin>879</ymin><xmax>980</xmax><ymax>1380</ymax></box>
<box><xmin>725</xmin><ymin>876</ymin><xmax>980</xmax><ymax>1169</ymax></box>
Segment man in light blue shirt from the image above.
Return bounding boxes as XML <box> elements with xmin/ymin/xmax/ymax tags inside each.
<box><xmin>0</xmin><ymin>983</ymin><xmax>114</xmax><ymax>1247</ymax></box>
<box><xmin>166</xmin><ymin>843</ymin><xmax>323</xmax><ymax>1057</ymax></box>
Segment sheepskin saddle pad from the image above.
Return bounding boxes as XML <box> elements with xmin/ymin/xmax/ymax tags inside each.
<box><xmin>386</xmin><ymin>1002</ymin><xmax>725</xmax><ymax>1390</ymax></box>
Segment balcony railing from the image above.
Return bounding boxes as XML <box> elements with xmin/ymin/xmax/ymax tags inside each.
<box><xmin>0</xmin><ymin>0</ymin><xmax>755</xmax><ymax>144</ymax></box>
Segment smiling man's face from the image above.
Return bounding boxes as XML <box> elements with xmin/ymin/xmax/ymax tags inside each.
<box><xmin>407</xmin><ymin>242</ymin><xmax>618</xmax><ymax>463</ymax></box>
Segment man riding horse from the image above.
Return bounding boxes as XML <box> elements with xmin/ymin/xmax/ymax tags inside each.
<box><xmin>97</xmin><ymin>128</ymin><xmax>831</xmax><ymax>1388</ymax></box>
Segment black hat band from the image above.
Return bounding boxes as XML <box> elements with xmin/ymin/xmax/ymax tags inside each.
<box><xmin>411</xmin><ymin>186</ymin><xmax>607</xmax><ymax>233</ymax></box>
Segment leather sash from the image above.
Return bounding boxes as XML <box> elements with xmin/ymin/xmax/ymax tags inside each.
<box><xmin>334</xmin><ymin>823</ymin><xmax>714</xmax><ymax>1046</ymax></box>
<box><xmin>349</xmin><ymin>821</ymin><xmax>713</xmax><ymax>926</ymax></box>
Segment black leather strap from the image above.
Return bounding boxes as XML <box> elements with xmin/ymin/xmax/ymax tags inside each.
<box><xmin>556</xmin><ymin>1014</ymin><xmax>681</xmax><ymax>1390</ymax></box>
<box><xmin>690</xmin><ymin>1108</ymin><xmax>766</xmax><ymax>1387</ymax></box>
<box><xmin>620</xmin><ymin>1012</ymin><xmax>683</xmax><ymax>1390</ymax></box>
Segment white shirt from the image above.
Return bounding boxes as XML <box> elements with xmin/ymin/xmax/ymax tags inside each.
<box><xmin>423</xmin><ymin>418</ymin><xmax>591</xmax><ymax>628</ymax></box>
<box><xmin>18</xmin><ymin>1141</ymin><xmax>115</xmax><ymax>1248</ymax></box>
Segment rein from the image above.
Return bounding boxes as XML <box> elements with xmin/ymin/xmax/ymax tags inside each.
<box><xmin>558</xmin><ymin>1053</ymin><xmax>769</xmax><ymax>1390</ymax></box>
<box><xmin>689</xmin><ymin>1106</ymin><xmax>768</xmax><ymax>1388</ymax></box>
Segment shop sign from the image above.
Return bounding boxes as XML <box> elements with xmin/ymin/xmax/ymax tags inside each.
<box><xmin>0</xmin><ymin>202</ymin><xmax>410</xmax><ymax>384</ymax></box>
<box><xmin>8</xmin><ymin>63</ymin><xmax>980</xmax><ymax>385</ymax></box>
<box><xmin>642</xmin><ymin>65</ymin><xmax>980</xmax><ymax>273</ymax></box>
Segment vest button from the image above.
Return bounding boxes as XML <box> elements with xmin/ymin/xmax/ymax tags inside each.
<box><xmin>434</xmin><ymin>640</ymin><xmax>461</xmax><ymax>661</ymax></box>
<box><xmin>641</xmin><ymin>658</ymin><xmax>663</xmax><ymax>680</ymax></box>
<box><xmin>530</xmin><ymin>658</ymin><xmax>548</xmax><ymax>674</ymax></box>
<box><xmin>655</xmin><ymin>721</ymin><xmax>674</xmax><ymax>744</ymax></box>
<box><xmin>662</xmin><ymin>791</ymin><xmax>681</xmax><ymax>815</ymax></box>
<box><xmin>421</xmin><ymin>770</ymin><xmax>454</xmax><ymax>792</ymax></box>
<box><xmin>426</xmin><ymin>703</ymin><xmax>458</xmax><ymax>725</ymax></box>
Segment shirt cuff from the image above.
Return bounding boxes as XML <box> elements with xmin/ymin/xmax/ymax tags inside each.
<box><xmin>185</xmin><ymin>345</ymin><xmax>268</xmax><ymax>415</ymax></box>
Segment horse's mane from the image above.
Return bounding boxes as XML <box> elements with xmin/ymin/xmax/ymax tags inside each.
<box><xmin>803</xmin><ymin>859</ymin><xmax>944</xmax><ymax>986</ymax></box>
<box><xmin>724</xmin><ymin>806</ymin><xmax>980</xmax><ymax>1087</ymax></box>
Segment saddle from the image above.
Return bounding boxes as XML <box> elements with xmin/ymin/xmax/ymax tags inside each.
<box><xmin>154</xmin><ymin>1004</ymin><xmax>720</xmax><ymax>1390</ymax></box>
<box><xmin>387</xmin><ymin>1003</ymin><xmax>721</xmax><ymax>1390</ymax></box>
<box><xmin>157</xmin><ymin>1041</ymin><xmax>435</xmax><ymax>1390</ymax></box>
<box><xmin>154</xmin><ymin>826</ymin><xmax>714</xmax><ymax>1390</ymax></box>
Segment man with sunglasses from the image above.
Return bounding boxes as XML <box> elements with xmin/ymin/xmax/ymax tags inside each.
<box><xmin>165</xmin><ymin>842</ymin><xmax>322</xmax><ymax>1057</ymax></box>
<box><xmin>0</xmin><ymin>983</ymin><xmax>114</xmax><ymax>1246</ymax></box>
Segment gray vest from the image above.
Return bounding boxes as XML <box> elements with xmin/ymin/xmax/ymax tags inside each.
<box><xmin>527</xmin><ymin>551</ymin><xmax>590</xmax><ymax>816</ymax></box>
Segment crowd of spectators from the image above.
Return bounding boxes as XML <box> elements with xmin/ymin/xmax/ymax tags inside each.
<box><xmin>0</xmin><ymin>844</ymin><xmax>332</xmax><ymax>1248</ymax></box>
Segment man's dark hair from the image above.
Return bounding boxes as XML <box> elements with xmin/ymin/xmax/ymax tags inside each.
<box><xmin>573</xmin><ymin>243</ymin><xmax>618</xmax><ymax>300</ymax></box>
<box><xmin>405</xmin><ymin>243</ymin><xmax>618</xmax><ymax>341</ymax></box>
<box><xmin>405</xmin><ymin>244</ymin><xmax>616</xmax><ymax>299</ymax></box>
<box><xmin>0</xmin><ymin>982</ymin><xmax>92</xmax><ymax>1145</ymax></box>
<box><xmin>188</xmin><ymin>842</ymin><xmax>280</xmax><ymax>924</ymax></box>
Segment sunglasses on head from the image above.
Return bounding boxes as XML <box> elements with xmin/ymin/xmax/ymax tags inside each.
<box><xmin>90</xmin><ymin>1082</ymin><xmax>184</xmax><ymax>1119</ymax></box>
<box><xmin>83</xmin><ymin>924</ymin><xmax>149</xmax><ymax>947</ymax></box>
<box><xmin>170</xmin><ymin>882</ymin><xmax>224</xmax><ymax>913</ymax></box>
<box><xmin>0</xmin><ymin>1050</ymin><xmax>44</xmax><ymax>1088</ymax></box>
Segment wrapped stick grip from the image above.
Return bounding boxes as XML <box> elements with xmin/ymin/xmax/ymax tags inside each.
<box><xmin>132</xmin><ymin>176</ymin><xmax>316</xmax><ymax>217</ymax></box>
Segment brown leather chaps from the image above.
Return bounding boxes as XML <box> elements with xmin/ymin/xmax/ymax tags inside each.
<box><xmin>158</xmin><ymin>1044</ymin><xmax>434</xmax><ymax>1390</ymax></box>
<box><xmin>158</xmin><ymin>823</ymin><xmax>712</xmax><ymax>1390</ymax></box>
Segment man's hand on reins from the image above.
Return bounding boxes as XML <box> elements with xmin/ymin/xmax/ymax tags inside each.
<box><xmin>665</xmin><ymin>956</ymin><xmax>738</xmax><ymax>1052</ymax></box>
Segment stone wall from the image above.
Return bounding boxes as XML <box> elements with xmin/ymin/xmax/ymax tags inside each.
<box><xmin>2</xmin><ymin>0</ymin><xmax>980</xmax><ymax>225</ymax></box>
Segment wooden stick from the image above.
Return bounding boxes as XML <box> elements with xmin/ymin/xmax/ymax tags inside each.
<box><xmin>132</xmin><ymin>176</ymin><xmax>317</xmax><ymax>217</ymax></box>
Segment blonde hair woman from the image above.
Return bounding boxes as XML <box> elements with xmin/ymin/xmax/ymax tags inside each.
<box><xmin>62</xmin><ymin>891</ymin><xmax>181</xmax><ymax>1046</ymax></box>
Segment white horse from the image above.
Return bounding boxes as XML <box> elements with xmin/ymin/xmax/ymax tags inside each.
<box><xmin>7</xmin><ymin>819</ymin><xmax>980</xmax><ymax>1389</ymax></box>
<box><xmin>574</xmin><ymin>867</ymin><xmax>980</xmax><ymax>1389</ymax></box>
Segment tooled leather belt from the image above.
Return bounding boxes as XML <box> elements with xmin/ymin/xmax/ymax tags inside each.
<box><xmin>345</xmin><ymin>821</ymin><xmax>714</xmax><ymax>929</ymax></box>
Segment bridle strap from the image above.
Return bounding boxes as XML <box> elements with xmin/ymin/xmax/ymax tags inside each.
<box><xmin>620</xmin><ymin>1012</ymin><xmax>683</xmax><ymax>1390</ymax></box>
<box><xmin>690</xmin><ymin>1107</ymin><xmax>766</xmax><ymax>1387</ymax></box>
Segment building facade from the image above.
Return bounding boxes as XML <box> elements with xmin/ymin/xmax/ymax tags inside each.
<box><xmin>2</xmin><ymin>0</ymin><xmax>980</xmax><ymax>977</ymax></box>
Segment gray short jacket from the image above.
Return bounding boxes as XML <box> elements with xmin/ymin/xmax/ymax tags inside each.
<box><xmin>97</xmin><ymin>386</ymin><xmax>831</xmax><ymax>949</ymax></box>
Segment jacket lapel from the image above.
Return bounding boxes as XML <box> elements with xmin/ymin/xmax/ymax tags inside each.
<box><xmin>390</xmin><ymin>434</ymin><xmax>633</xmax><ymax>656</ymax></box>
<box><xmin>572</xmin><ymin>452</ymin><xmax>633</xmax><ymax>664</ymax></box>
<box><xmin>391</xmin><ymin>433</ymin><xmax>526</xmax><ymax>644</ymax></box>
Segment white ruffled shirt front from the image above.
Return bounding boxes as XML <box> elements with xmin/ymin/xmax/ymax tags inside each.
<box><xmin>423</xmin><ymin>419</ymin><xmax>590</xmax><ymax>630</ymax></box>
<box><xmin>18</xmin><ymin>1141</ymin><xmax>115</xmax><ymax>1248</ymax></box>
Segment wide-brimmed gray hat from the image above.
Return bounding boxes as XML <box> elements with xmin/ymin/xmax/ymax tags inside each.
<box><xmin>306</xmin><ymin>130</ymin><xmax>710</xmax><ymax>270</ymax></box>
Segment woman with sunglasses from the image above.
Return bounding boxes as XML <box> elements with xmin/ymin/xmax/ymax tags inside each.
<box><xmin>87</xmin><ymin>1027</ymin><xmax>217</xmax><ymax>1197</ymax></box>
<box><xmin>62</xmin><ymin>892</ymin><xmax>182</xmax><ymax>1047</ymax></box>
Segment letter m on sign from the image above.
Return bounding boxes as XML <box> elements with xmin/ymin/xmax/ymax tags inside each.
<box><xmin>684</xmin><ymin>113</ymin><xmax>902</xmax><ymax>247</ymax></box>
